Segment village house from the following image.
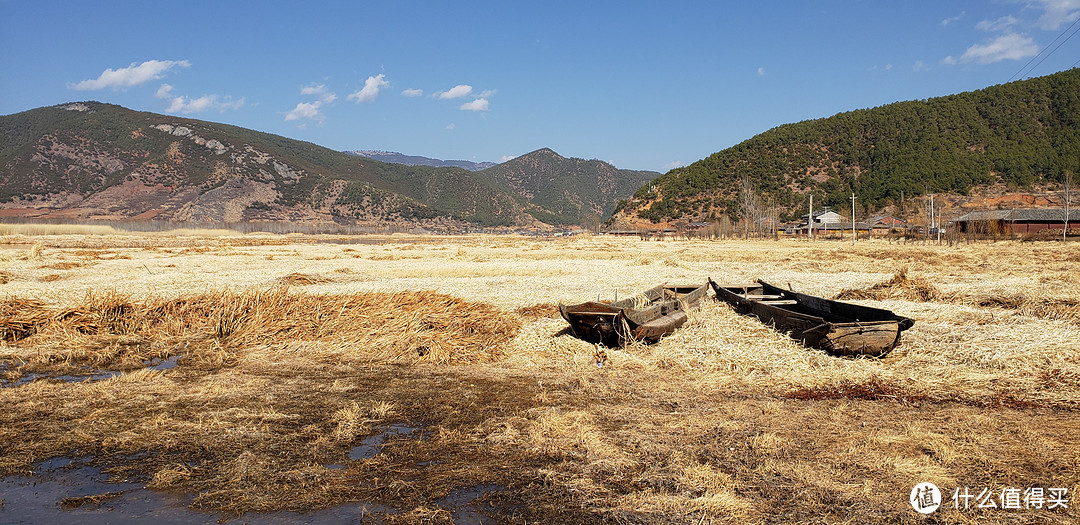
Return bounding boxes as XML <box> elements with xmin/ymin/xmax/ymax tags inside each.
<box><xmin>951</xmin><ymin>208</ymin><xmax>1072</xmax><ymax>235</ymax></box>
<box><xmin>794</xmin><ymin>207</ymin><xmax>843</xmax><ymax>233</ymax></box>
<box><xmin>868</xmin><ymin>214</ymin><xmax>908</xmax><ymax>235</ymax></box>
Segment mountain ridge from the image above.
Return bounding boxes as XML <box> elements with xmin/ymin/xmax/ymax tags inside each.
<box><xmin>344</xmin><ymin>150</ymin><xmax>499</xmax><ymax>172</ymax></box>
<box><xmin>613</xmin><ymin>68</ymin><xmax>1080</xmax><ymax>228</ymax></box>
<box><xmin>0</xmin><ymin>102</ymin><xmax>653</xmax><ymax>229</ymax></box>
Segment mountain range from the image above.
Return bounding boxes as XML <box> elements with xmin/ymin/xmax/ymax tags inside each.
<box><xmin>344</xmin><ymin>150</ymin><xmax>498</xmax><ymax>172</ymax></box>
<box><xmin>0</xmin><ymin>103</ymin><xmax>658</xmax><ymax>229</ymax></box>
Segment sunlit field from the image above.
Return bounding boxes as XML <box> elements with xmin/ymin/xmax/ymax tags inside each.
<box><xmin>2</xmin><ymin>229</ymin><xmax>1078</xmax><ymax>523</ymax></box>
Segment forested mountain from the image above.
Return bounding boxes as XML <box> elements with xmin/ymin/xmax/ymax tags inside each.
<box><xmin>616</xmin><ymin>68</ymin><xmax>1080</xmax><ymax>225</ymax></box>
<box><xmin>478</xmin><ymin>148</ymin><xmax>658</xmax><ymax>225</ymax></box>
<box><xmin>0</xmin><ymin>103</ymin><xmax>642</xmax><ymax>228</ymax></box>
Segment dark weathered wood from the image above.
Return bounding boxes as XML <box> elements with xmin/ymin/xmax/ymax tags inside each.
<box><xmin>709</xmin><ymin>278</ymin><xmax>914</xmax><ymax>357</ymax></box>
<box><xmin>560</xmin><ymin>283</ymin><xmax>708</xmax><ymax>347</ymax></box>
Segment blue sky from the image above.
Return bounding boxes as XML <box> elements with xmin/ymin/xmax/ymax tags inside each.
<box><xmin>2</xmin><ymin>1</ymin><xmax>1079</xmax><ymax>172</ymax></box>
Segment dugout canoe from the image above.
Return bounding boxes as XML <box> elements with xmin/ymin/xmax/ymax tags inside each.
<box><xmin>708</xmin><ymin>279</ymin><xmax>914</xmax><ymax>357</ymax></box>
<box><xmin>559</xmin><ymin>283</ymin><xmax>708</xmax><ymax>347</ymax></box>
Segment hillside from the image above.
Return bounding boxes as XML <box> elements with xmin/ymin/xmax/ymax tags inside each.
<box><xmin>615</xmin><ymin>68</ymin><xmax>1080</xmax><ymax>226</ymax></box>
<box><xmin>0</xmin><ymin>103</ymin><xmax>644</xmax><ymax>229</ymax></box>
<box><xmin>479</xmin><ymin>148</ymin><xmax>658</xmax><ymax>226</ymax></box>
<box><xmin>344</xmin><ymin>150</ymin><xmax>498</xmax><ymax>171</ymax></box>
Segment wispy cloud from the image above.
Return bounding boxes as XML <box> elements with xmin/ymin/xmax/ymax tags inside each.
<box><xmin>301</xmin><ymin>83</ymin><xmax>337</xmax><ymax>103</ymax></box>
<box><xmin>756</xmin><ymin>67</ymin><xmax>766</xmax><ymax>76</ymax></box>
<box><xmin>459</xmin><ymin>98</ymin><xmax>489</xmax><ymax>111</ymax></box>
<box><xmin>959</xmin><ymin>33</ymin><xmax>1038</xmax><ymax>63</ymax></box>
<box><xmin>975</xmin><ymin>15</ymin><xmax>1019</xmax><ymax>32</ymax></box>
<box><xmin>1031</xmin><ymin>0</ymin><xmax>1080</xmax><ymax>30</ymax></box>
<box><xmin>662</xmin><ymin>161</ymin><xmax>684</xmax><ymax>171</ymax></box>
<box><xmin>401</xmin><ymin>88</ymin><xmax>423</xmax><ymax>97</ymax></box>
<box><xmin>69</xmin><ymin>60</ymin><xmax>190</xmax><ymax>90</ymax></box>
<box><xmin>436</xmin><ymin>84</ymin><xmax>473</xmax><ymax>99</ymax></box>
<box><xmin>942</xmin><ymin>12</ymin><xmax>965</xmax><ymax>26</ymax></box>
<box><xmin>156</xmin><ymin>84</ymin><xmax>245</xmax><ymax>114</ymax></box>
<box><xmin>347</xmin><ymin>74</ymin><xmax>389</xmax><ymax>103</ymax></box>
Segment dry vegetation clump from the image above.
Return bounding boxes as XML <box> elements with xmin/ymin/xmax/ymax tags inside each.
<box><xmin>1</xmin><ymin>298</ymin><xmax>54</xmax><ymax>342</ymax></box>
<box><xmin>838</xmin><ymin>266</ymin><xmax>1080</xmax><ymax>324</ymax></box>
<box><xmin>835</xmin><ymin>265</ymin><xmax>943</xmax><ymax>302</ymax></box>
<box><xmin>38</xmin><ymin>261</ymin><xmax>86</xmax><ymax>270</ymax></box>
<box><xmin>515</xmin><ymin>302</ymin><xmax>559</xmax><ymax>320</ymax></box>
<box><xmin>2</xmin><ymin>287</ymin><xmax>520</xmax><ymax>371</ymax></box>
<box><xmin>279</xmin><ymin>272</ymin><xmax>335</xmax><ymax>286</ymax></box>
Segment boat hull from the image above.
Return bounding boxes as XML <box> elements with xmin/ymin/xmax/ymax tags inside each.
<box><xmin>709</xmin><ymin>279</ymin><xmax>914</xmax><ymax>357</ymax></box>
<box><xmin>560</xmin><ymin>284</ymin><xmax>706</xmax><ymax>347</ymax></box>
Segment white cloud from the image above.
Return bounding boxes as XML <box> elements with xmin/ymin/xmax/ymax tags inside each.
<box><xmin>476</xmin><ymin>89</ymin><xmax>498</xmax><ymax>98</ymax></box>
<box><xmin>301</xmin><ymin>84</ymin><xmax>337</xmax><ymax>103</ymax></box>
<box><xmin>1032</xmin><ymin>0</ymin><xmax>1080</xmax><ymax>30</ymax></box>
<box><xmin>959</xmin><ymin>33</ymin><xmax>1038</xmax><ymax>63</ymax></box>
<box><xmin>975</xmin><ymin>15</ymin><xmax>1019</xmax><ymax>32</ymax></box>
<box><xmin>401</xmin><ymin>88</ymin><xmax>424</xmax><ymax>97</ymax></box>
<box><xmin>285</xmin><ymin>101</ymin><xmax>325</xmax><ymax>122</ymax></box>
<box><xmin>942</xmin><ymin>12</ymin><xmax>965</xmax><ymax>26</ymax></box>
<box><xmin>913</xmin><ymin>60</ymin><xmax>932</xmax><ymax>71</ymax></box>
<box><xmin>347</xmin><ymin>74</ymin><xmax>389</xmax><ymax>103</ymax></box>
<box><xmin>499</xmin><ymin>154</ymin><xmax>517</xmax><ymax>162</ymax></box>
<box><xmin>662</xmin><ymin>161</ymin><xmax>684</xmax><ymax>171</ymax></box>
<box><xmin>757</xmin><ymin>67</ymin><xmax>766</xmax><ymax>76</ymax></box>
<box><xmin>445</xmin><ymin>123</ymin><xmax>456</xmax><ymax>130</ymax></box>
<box><xmin>69</xmin><ymin>60</ymin><xmax>190</xmax><ymax>90</ymax></box>
<box><xmin>156</xmin><ymin>83</ymin><xmax>245</xmax><ymax>114</ymax></box>
<box><xmin>459</xmin><ymin>98</ymin><xmax>489</xmax><ymax>111</ymax></box>
<box><xmin>437</xmin><ymin>84</ymin><xmax>473</xmax><ymax>99</ymax></box>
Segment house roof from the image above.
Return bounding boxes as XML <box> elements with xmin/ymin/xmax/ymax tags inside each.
<box><xmin>953</xmin><ymin>208</ymin><xmax>1070</xmax><ymax>223</ymax></box>
<box><xmin>869</xmin><ymin>215</ymin><xmax>906</xmax><ymax>225</ymax></box>
<box><xmin>800</xmin><ymin>207</ymin><xmax>840</xmax><ymax>220</ymax></box>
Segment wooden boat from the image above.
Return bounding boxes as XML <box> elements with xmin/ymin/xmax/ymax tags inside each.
<box><xmin>559</xmin><ymin>284</ymin><xmax>708</xmax><ymax>347</ymax></box>
<box><xmin>708</xmin><ymin>279</ymin><xmax>914</xmax><ymax>357</ymax></box>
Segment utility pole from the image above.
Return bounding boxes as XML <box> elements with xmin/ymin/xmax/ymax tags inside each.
<box><xmin>1065</xmin><ymin>171</ymin><xmax>1073</xmax><ymax>242</ymax></box>
<box><xmin>929</xmin><ymin>194</ymin><xmax>935</xmax><ymax>243</ymax></box>
<box><xmin>937</xmin><ymin>206</ymin><xmax>942</xmax><ymax>244</ymax></box>
<box><xmin>808</xmin><ymin>194</ymin><xmax>813</xmax><ymax>242</ymax></box>
<box><xmin>850</xmin><ymin>192</ymin><xmax>856</xmax><ymax>245</ymax></box>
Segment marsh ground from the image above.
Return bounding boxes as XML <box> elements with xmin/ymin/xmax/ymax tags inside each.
<box><xmin>1</xmin><ymin>231</ymin><xmax>1078</xmax><ymax>523</ymax></box>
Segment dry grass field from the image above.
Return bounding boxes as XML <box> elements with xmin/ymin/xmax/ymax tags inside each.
<box><xmin>1</xmin><ymin>228</ymin><xmax>1078</xmax><ymax>523</ymax></box>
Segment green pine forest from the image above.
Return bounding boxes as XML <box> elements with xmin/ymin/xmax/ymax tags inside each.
<box><xmin>625</xmin><ymin>68</ymin><xmax>1080</xmax><ymax>223</ymax></box>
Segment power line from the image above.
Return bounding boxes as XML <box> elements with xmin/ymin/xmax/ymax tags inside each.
<box><xmin>1024</xmin><ymin>22</ymin><xmax>1080</xmax><ymax>78</ymax></box>
<box><xmin>1008</xmin><ymin>16</ymin><xmax>1080</xmax><ymax>82</ymax></box>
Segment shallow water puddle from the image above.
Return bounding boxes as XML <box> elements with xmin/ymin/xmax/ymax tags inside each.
<box><xmin>437</xmin><ymin>484</ymin><xmax>505</xmax><ymax>524</ymax></box>
<box><xmin>2</xmin><ymin>368</ymin><xmax>121</xmax><ymax>388</ymax></box>
<box><xmin>0</xmin><ymin>457</ymin><xmax>397</xmax><ymax>524</ymax></box>
<box><xmin>0</xmin><ymin>355</ymin><xmax>183</xmax><ymax>388</ymax></box>
<box><xmin>347</xmin><ymin>424</ymin><xmax>420</xmax><ymax>460</ymax></box>
<box><xmin>144</xmin><ymin>354</ymin><xmax>181</xmax><ymax>371</ymax></box>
